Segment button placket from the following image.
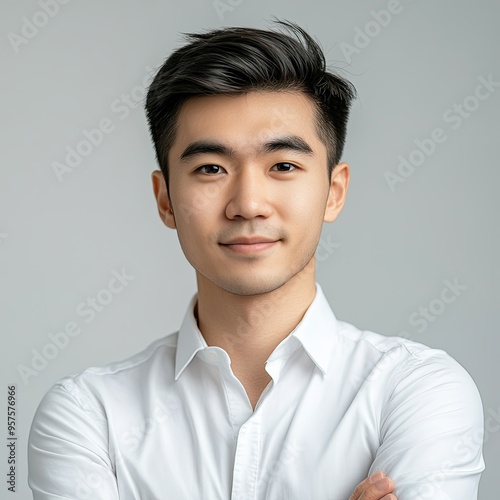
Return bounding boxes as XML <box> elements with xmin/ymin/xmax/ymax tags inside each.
<box><xmin>231</xmin><ymin>411</ymin><xmax>262</xmax><ymax>500</ymax></box>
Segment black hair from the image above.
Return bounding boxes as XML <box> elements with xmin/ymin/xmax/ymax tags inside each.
<box><xmin>144</xmin><ymin>18</ymin><xmax>357</xmax><ymax>191</ymax></box>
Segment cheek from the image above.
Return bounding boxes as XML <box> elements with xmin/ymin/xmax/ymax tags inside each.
<box><xmin>174</xmin><ymin>218</ymin><xmax>210</xmax><ymax>270</ymax></box>
<box><xmin>283</xmin><ymin>182</ymin><xmax>327</xmax><ymax>228</ymax></box>
<box><xmin>170</xmin><ymin>189</ymin><xmax>227</xmax><ymax>263</ymax></box>
<box><xmin>170</xmin><ymin>180</ymin><xmax>222</xmax><ymax>229</ymax></box>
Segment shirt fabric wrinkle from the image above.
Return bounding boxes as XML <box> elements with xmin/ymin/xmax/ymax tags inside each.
<box><xmin>27</xmin><ymin>283</ymin><xmax>485</xmax><ymax>500</ymax></box>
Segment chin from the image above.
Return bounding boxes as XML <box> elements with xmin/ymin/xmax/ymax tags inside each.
<box><xmin>196</xmin><ymin>250</ymin><xmax>317</xmax><ymax>297</ymax></box>
<box><xmin>209</xmin><ymin>273</ymin><xmax>295</xmax><ymax>297</ymax></box>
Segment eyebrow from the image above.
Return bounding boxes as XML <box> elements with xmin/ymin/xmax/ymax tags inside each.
<box><xmin>178</xmin><ymin>135</ymin><xmax>315</xmax><ymax>163</ymax></box>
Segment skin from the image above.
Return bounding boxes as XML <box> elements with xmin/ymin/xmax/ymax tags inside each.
<box><xmin>349</xmin><ymin>472</ymin><xmax>397</xmax><ymax>500</ymax></box>
<box><xmin>151</xmin><ymin>90</ymin><xmax>397</xmax><ymax>499</ymax></box>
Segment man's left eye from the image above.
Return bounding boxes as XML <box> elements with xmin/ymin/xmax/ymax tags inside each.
<box><xmin>271</xmin><ymin>162</ymin><xmax>297</xmax><ymax>172</ymax></box>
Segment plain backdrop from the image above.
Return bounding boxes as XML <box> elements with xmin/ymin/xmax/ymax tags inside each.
<box><xmin>1</xmin><ymin>0</ymin><xmax>498</xmax><ymax>498</ymax></box>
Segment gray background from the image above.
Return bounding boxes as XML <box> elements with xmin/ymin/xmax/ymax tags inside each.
<box><xmin>1</xmin><ymin>0</ymin><xmax>498</xmax><ymax>498</ymax></box>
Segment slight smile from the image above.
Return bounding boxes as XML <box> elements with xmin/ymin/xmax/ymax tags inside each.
<box><xmin>220</xmin><ymin>237</ymin><xmax>280</xmax><ymax>255</ymax></box>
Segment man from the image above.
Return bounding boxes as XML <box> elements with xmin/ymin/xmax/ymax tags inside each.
<box><xmin>28</xmin><ymin>19</ymin><xmax>484</xmax><ymax>499</ymax></box>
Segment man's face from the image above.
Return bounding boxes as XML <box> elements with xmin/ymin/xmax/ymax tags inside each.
<box><xmin>152</xmin><ymin>90</ymin><xmax>349</xmax><ymax>296</ymax></box>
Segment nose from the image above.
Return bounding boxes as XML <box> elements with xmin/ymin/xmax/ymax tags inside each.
<box><xmin>225</xmin><ymin>167</ymin><xmax>273</xmax><ymax>220</ymax></box>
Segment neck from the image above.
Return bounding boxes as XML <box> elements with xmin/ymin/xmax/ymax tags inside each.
<box><xmin>195</xmin><ymin>259</ymin><xmax>317</xmax><ymax>368</ymax></box>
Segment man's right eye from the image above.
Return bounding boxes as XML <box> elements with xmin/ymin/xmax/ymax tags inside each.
<box><xmin>196</xmin><ymin>165</ymin><xmax>225</xmax><ymax>175</ymax></box>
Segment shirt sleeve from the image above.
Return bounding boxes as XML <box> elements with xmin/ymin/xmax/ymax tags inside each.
<box><xmin>369</xmin><ymin>349</ymin><xmax>485</xmax><ymax>500</ymax></box>
<box><xmin>28</xmin><ymin>379</ymin><xmax>120</xmax><ymax>500</ymax></box>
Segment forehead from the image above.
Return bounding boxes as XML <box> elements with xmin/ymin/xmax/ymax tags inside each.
<box><xmin>169</xmin><ymin>90</ymin><xmax>325</xmax><ymax>160</ymax></box>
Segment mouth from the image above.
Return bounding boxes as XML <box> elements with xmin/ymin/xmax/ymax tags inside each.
<box><xmin>220</xmin><ymin>237</ymin><xmax>280</xmax><ymax>255</ymax></box>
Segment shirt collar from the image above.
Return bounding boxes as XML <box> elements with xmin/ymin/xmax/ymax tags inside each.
<box><xmin>174</xmin><ymin>283</ymin><xmax>338</xmax><ymax>380</ymax></box>
<box><xmin>174</xmin><ymin>293</ymin><xmax>208</xmax><ymax>381</ymax></box>
<box><xmin>285</xmin><ymin>283</ymin><xmax>338</xmax><ymax>374</ymax></box>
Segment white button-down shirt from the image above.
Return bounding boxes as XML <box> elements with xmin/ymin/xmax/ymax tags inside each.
<box><xmin>28</xmin><ymin>284</ymin><xmax>485</xmax><ymax>499</ymax></box>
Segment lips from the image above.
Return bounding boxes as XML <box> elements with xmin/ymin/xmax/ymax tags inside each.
<box><xmin>220</xmin><ymin>236</ymin><xmax>280</xmax><ymax>254</ymax></box>
<box><xmin>221</xmin><ymin>236</ymin><xmax>278</xmax><ymax>245</ymax></box>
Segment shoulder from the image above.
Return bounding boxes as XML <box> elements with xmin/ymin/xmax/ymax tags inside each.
<box><xmin>335</xmin><ymin>318</ymin><xmax>442</xmax><ymax>358</ymax></box>
<box><xmin>334</xmin><ymin>319</ymin><xmax>482</xmax><ymax>412</ymax></box>
<box><xmin>336</xmin><ymin>318</ymin><xmax>471</xmax><ymax>371</ymax></box>
<box><xmin>34</xmin><ymin>332</ymin><xmax>179</xmax><ymax>418</ymax></box>
<box><xmin>344</xmin><ymin>330</ymin><xmax>487</xmax><ymax>493</ymax></box>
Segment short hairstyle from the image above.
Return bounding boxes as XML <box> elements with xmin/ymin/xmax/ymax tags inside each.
<box><xmin>144</xmin><ymin>18</ymin><xmax>357</xmax><ymax>191</ymax></box>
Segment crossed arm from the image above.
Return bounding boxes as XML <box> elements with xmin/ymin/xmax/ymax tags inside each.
<box><xmin>348</xmin><ymin>349</ymin><xmax>485</xmax><ymax>500</ymax></box>
<box><xmin>350</xmin><ymin>472</ymin><xmax>396</xmax><ymax>500</ymax></box>
<box><xmin>28</xmin><ymin>350</ymin><xmax>484</xmax><ymax>498</ymax></box>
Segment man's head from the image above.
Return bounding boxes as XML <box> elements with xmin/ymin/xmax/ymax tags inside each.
<box><xmin>146</xmin><ymin>20</ymin><xmax>356</xmax><ymax>297</ymax></box>
<box><xmin>145</xmin><ymin>19</ymin><xmax>356</xmax><ymax>192</ymax></box>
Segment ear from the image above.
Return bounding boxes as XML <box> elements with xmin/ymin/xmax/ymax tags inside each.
<box><xmin>151</xmin><ymin>170</ymin><xmax>176</xmax><ymax>229</ymax></box>
<box><xmin>324</xmin><ymin>162</ymin><xmax>350</xmax><ymax>223</ymax></box>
